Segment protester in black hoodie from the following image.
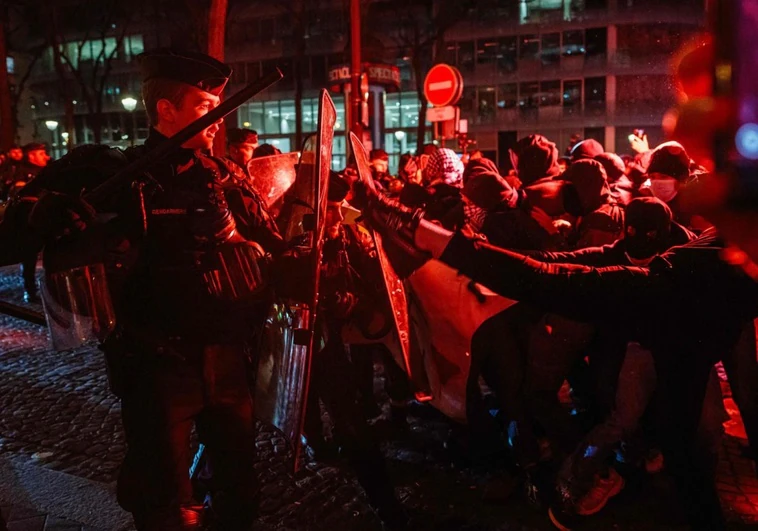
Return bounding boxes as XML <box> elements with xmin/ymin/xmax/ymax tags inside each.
<box><xmin>569</xmin><ymin>138</ymin><xmax>604</xmax><ymax>162</ymax></box>
<box><xmin>560</xmin><ymin>160</ymin><xmax>624</xmax><ymax>249</ymax></box>
<box><xmin>356</xmin><ymin>187</ymin><xmax>758</xmax><ymax>530</ymax></box>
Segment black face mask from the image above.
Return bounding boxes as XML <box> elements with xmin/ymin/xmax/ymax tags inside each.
<box><xmin>624</xmin><ymin>226</ymin><xmax>670</xmax><ymax>261</ymax></box>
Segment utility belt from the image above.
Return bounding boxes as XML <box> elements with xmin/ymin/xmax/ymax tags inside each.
<box><xmin>100</xmin><ymin>320</ymin><xmax>262</xmax><ymax>398</ymax></box>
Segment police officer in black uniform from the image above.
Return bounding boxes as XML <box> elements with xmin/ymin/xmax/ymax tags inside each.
<box><xmin>226</xmin><ymin>128</ymin><xmax>258</xmax><ymax>178</ymax></box>
<box><xmin>112</xmin><ymin>50</ymin><xmax>287</xmax><ymax>531</ymax></box>
<box><xmin>0</xmin><ymin>50</ymin><xmax>285</xmax><ymax>530</ymax></box>
<box><xmin>302</xmin><ymin>172</ymin><xmax>409</xmax><ymax>529</ymax></box>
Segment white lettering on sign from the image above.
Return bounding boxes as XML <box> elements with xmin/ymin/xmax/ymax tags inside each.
<box><xmin>429</xmin><ymin>80</ymin><xmax>453</xmax><ymax>91</ymax></box>
<box><xmin>329</xmin><ymin>66</ymin><xmax>351</xmax><ymax>83</ymax></box>
<box><xmin>328</xmin><ymin>64</ymin><xmax>401</xmax><ymax>88</ymax></box>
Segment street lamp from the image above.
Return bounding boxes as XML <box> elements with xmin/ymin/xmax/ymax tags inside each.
<box><xmin>121</xmin><ymin>96</ymin><xmax>138</xmax><ymax>146</ymax></box>
<box><xmin>45</xmin><ymin>120</ymin><xmax>58</xmax><ymax>158</ymax></box>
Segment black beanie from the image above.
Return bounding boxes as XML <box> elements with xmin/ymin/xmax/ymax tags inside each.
<box><xmin>647</xmin><ymin>141</ymin><xmax>690</xmax><ymax>181</ymax></box>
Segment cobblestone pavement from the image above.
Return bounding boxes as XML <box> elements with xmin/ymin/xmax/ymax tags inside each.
<box><xmin>2</xmin><ymin>264</ymin><xmax>758</xmax><ymax>530</ymax></box>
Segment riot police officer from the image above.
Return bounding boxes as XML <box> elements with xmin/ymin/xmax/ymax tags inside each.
<box><xmin>226</xmin><ymin>128</ymin><xmax>259</xmax><ymax>177</ymax></box>
<box><xmin>0</xmin><ymin>50</ymin><xmax>284</xmax><ymax>530</ymax></box>
<box><xmin>304</xmin><ymin>172</ymin><xmax>409</xmax><ymax>529</ymax></box>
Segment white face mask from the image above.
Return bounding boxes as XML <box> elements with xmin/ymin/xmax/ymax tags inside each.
<box><xmin>648</xmin><ymin>177</ymin><xmax>679</xmax><ymax>203</ymax></box>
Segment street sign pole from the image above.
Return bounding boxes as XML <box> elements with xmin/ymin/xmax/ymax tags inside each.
<box><xmin>349</xmin><ymin>0</ymin><xmax>362</xmax><ymax>155</ymax></box>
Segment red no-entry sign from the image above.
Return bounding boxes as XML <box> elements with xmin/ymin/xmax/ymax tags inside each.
<box><xmin>423</xmin><ymin>64</ymin><xmax>463</xmax><ymax>107</ymax></box>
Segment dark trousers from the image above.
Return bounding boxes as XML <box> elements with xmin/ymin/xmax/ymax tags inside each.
<box><xmin>307</xmin><ymin>335</ymin><xmax>399</xmax><ymax>512</ymax></box>
<box><xmin>117</xmin><ymin>343</ymin><xmax>258</xmax><ymax>531</ymax></box>
<box><xmin>21</xmin><ymin>253</ymin><xmax>37</xmax><ymax>294</ymax></box>
<box><xmin>654</xmin><ymin>343</ymin><xmax>726</xmax><ymax>530</ymax></box>
<box><xmin>469</xmin><ymin>305</ymin><xmax>593</xmax><ymax>467</ymax></box>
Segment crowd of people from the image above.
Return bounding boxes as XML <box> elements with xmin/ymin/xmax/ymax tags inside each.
<box><xmin>0</xmin><ymin>46</ymin><xmax>754</xmax><ymax>531</ymax></box>
<box><xmin>352</xmin><ymin>129</ymin><xmax>758</xmax><ymax>530</ymax></box>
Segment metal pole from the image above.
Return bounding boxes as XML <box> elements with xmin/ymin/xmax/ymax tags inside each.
<box><xmin>350</xmin><ymin>0</ymin><xmax>362</xmax><ymax>142</ymax></box>
<box><xmin>130</xmin><ymin>111</ymin><xmax>136</xmax><ymax>147</ymax></box>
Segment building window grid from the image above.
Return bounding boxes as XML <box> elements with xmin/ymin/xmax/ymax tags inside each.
<box><xmin>463</xmin><ymin>78</ymin><xmax>602</xmax><ymax>122</ymax></box>
<box><xmin>449</xmin><ymin>28</ymin><xmax>604</xmax><ymax>76</ymax></box>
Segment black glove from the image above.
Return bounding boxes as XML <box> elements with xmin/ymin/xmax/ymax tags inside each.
<box><xmin>353</xmin><ymin>180</ymin><xmax>431</xmax><ymax>278</ymax></box>
<box><xmin>28</xmin><ymin>191</ymin><xmax>96</xmax><ymax>240</ymax></box>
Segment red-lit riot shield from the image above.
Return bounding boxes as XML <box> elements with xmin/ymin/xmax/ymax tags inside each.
<box><xmin>347</xmin><ymin>133</ymin><xmax>425</xmax><ymax>397</ymax></box>
<box><xmin>246</xmin><ymin>152</ymin><xmax>300</xmax><ymax>219</ymax></box>
<box><xmin>254</xmin><ymin>90</ymin><xmax>336</xmax><ymax>471</ymax></box>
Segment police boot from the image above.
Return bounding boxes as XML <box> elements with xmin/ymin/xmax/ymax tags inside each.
<box><xmin>356</xmin><ymin>184</ymin><xmax>431</xmax><ymax>278</ymax></box>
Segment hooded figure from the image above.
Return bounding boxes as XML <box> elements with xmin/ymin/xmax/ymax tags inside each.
<box><xmin>462</xmin><ymin>158</ymin><xmax>520</xmax><ymax>211</ymax></box>
<box><xmin>561</xmin><ymin>159</ymin><xmax>624</xmax><ymax>248</ymax></box>
<box><xmin>570</xmin><ymin>138</ymin><xmax>604</xmax><ymax>162</ymax></box>
<box><xmin>511</xmin><ymin>134</ymin><xmax>562</xmax><ymax>187</ymax></box>
<box><xmin>595</xmin><ymin>152</ymin><xmax>635</xmax><ymax>206</ymax></box>
<box><xmin>461</xmin><ymin>158</ymin><xmax>521</xmax><ymax>232</ymax></box>
<box><xmin>639</xmin><ymin>141</ymin><xmax>697</xmax><ymax>227</ymax></box>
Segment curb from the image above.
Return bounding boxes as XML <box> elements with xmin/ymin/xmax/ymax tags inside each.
<box><xmin>0</xmin><ymin>455</ymin><xmax>133</xmax><ymax>530</ymax></box>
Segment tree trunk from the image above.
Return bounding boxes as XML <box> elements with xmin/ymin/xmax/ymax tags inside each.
<box><xmin>48</xmin><ymin>11</ymin><xmax>75</xmax><ymax>147</ymax></box>
<box><xmin>208</xmin><ymin>0</ymin><xmax>228</xmax><ymax>155</ymax></box>
<box><xmin>87</xmin><ymin>94</ymin><xmax>101</xmax><ymax>144</ymax></box>
<box><xmin>0</xmin><ymin>9</ymin><xmax>14</xmax><ymax>150</ymax></box>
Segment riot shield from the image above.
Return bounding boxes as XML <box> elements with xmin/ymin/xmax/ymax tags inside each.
<box><xmin>254</xmin><ymin>90</ymin><xmax>336</xmax><ymax>471</ymax></box>
<box><xmin>246</xmin><ymin>152</ymin><xmax>300</xmax><ymax>219</ymax></box>
<box><xmin>347</xmin><ymin>133</ymin><xmax>423</xmax><ymax>397</ymax></box>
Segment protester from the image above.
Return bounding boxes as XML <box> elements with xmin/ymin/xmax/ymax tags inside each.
<box><xmin>354</xmin><ymin>181</ymin><xmax>758</xmax><ymax>531</ymax></box>
<box><xmin>559</xmin><ymin>159</ymin><xmax>624</xmax><ymax>248</ymax></box>
<box><xmin>569</xmin><ymin>139</ymin><xmax>604</xmax><ymax>162</ymax></box>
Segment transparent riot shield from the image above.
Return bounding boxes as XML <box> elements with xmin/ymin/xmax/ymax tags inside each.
<box><xmin>254</xmin><ymin>90</ymin><xmax>336</xmax><ymax>471</ymax></box>
<box><xmin>40</xmin><ymin>263</ymin><xmax>117</xmax><ymax>351</ymax></box>
<box><xmin>246</xmin><ymin>152</ymin><xmax>300</xmax><ymax>219</ymax></box>
<box><xmin>348</xmin><ymin>133</ymin><xmax>424</xmax><ymax>397</ymax></box>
